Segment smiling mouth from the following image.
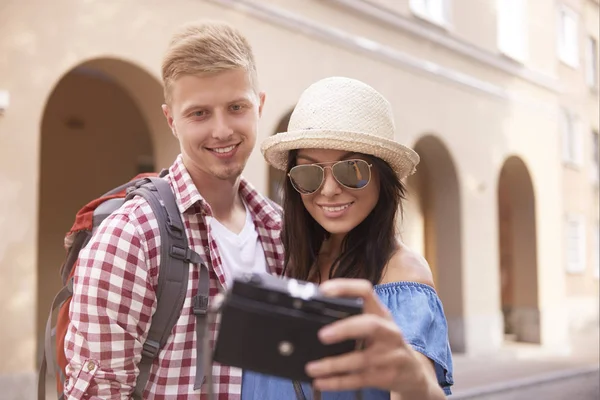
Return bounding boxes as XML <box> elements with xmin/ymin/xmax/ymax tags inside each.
<box><xmin>207</xmin><ymin>144</ymin><xmax>239</xmax><ymax>154</ymax></box>
<box><xmin>320</xmin><ymin>202</ymin><xmax>354</xmax><ymax>212</ymax></box>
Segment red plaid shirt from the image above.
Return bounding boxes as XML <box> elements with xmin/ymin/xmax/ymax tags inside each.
<box><xmin>64</xmin><ymin>155</ymin><xmax>284</xmax><ymax>399</ymax></box>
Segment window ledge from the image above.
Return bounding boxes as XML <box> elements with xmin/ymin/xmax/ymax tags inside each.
<box><xmin>563</xmin><ymin>161</ymin><xmax>583</xmax><ymax>171</ymax></box>
<box><xmin>410</xmin><ymin>11</ymin><xmax>451</xmax><ymax>32</ymax></box>
<box><xmin>559</xmin><ymin>57</ymin><xmax>580</xmax><ymax>70</ymax></box>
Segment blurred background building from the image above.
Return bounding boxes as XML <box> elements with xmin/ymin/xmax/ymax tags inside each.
<box><xmin>1</xmin><ymin>0</ymin><xmax>598</xmax><ymax>397</ymax></box>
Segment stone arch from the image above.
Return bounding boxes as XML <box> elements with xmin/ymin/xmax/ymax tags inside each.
<box><xmin>497</xmin><ymin>156</ymin><xmax>540</xmax><ymax>343</ymax></box>
<box><xmin>36</xmin><ymin>57</ymin><xmax>176</xmax><ymax>363</ymax></box>
<box><xmin>403</xmin><ymin>134</ymin><xmax>465</xmax><ymax>352</ymax></box>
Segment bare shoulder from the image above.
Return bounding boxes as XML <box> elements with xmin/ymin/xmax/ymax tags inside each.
<box><xmin>380</xmin><ymin>241</ymin><xmax>435</xmax><ymax>288</ymax></box>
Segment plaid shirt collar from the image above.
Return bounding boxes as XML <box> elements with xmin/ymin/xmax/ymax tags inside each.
<box><xmin>168</xmin><ymin>154</ymin><xmax>282</xmax><ymax>233</ymax></box>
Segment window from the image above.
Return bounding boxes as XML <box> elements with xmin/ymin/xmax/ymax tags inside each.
<box><xmin>497</xmin><ymin>0</ymin><xmax>528</xmax><ymax>61</ymax></box>
<box><xmin>594</xmin><ymin>223</ymin><xmax>599</xmax><ymax>279</ymax></box>
<box><xmin>410</xmin><ymin>0</ymin><xmax>449</xmax><ymax>26</ymax></box>
<box><xmin>557</xmin><ymin>5</ymin><xmax>579</xmax><ymax>68</ymax></box>
<box><xmin>585</xmin><ymin>36</ymin><xmax>599</xmax><ymax>89</ymax></box>
<box><xmin>566</xmin><ymin>214</ymin><xmax>586</xmax><ymax>274</ymax></box>
<box><xmin>592</xmin><ymin>130</ymin><xmax>599</xmax><ymax>183</ymax></box>
<box><xmin>561</xmin><ymin>108</ymin><xmax>583</xmax><ymax>166</ymax></box>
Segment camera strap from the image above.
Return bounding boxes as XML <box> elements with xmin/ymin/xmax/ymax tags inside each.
<box><xmin>293</xmin><ymin>381</ymin><xmax>364</xmax><ymax>400</ymax></box>
<box><xmin>202</xmin><ymin>288</ymin><xmax>223</xmax><ymax>400</ymax></box>
<box><xmin>293</xmin><ymin>381</ymin><xmax>307</xmax><ymax>400</ymax></box>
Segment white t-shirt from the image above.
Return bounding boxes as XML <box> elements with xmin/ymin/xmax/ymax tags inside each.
<box><xmin>208</xmin><ymin>202</ymin><xmax>268</xmax><ymax>287</ymax></box>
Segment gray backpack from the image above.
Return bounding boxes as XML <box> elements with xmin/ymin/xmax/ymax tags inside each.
<box><xmin>37</xmin><ymin>171</ymin><xmax>210</xmax><ymax>399</ymax></box>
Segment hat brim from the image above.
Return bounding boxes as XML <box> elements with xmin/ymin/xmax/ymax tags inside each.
<box><xmin>261</xmin><ymin>129</ymin><xmax>420</xmax><ymax>180</ymax></box>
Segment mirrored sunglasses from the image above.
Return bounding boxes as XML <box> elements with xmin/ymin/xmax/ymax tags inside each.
<box><xmin>288</xmin><ymin>159</ymin><xmax>373</xmax><ymax>195</ymax></box>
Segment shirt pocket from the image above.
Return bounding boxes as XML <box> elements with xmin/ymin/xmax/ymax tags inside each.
<box><xmin>64</xmin><ymin>359</ymin><xmax>100</xmax><ymax>399</ymax></box>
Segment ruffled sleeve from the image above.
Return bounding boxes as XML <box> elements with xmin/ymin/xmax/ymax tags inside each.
<box><xmin>374</xmin><ymin>282</ymin><xmax>454</xmax><ymax>396</ymax></box>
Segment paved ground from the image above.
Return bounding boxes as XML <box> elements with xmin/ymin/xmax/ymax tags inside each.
<box><xmin>450</xmin><ymin>327</ymin><xmax>600</xmax><ymax>399</ymax></box>
<box><xmin>32</xmin><ymin>327</ymin><xmax>600</xmax><ymax>400</ymax></box>
<box><xmin>452</xmin><ymin>367</ymin><xmax>599</xmax><ymax>400</ymax></box>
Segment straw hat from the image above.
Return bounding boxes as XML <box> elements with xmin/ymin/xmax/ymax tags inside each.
<box><xmin>261</xmin><ymin>76</ymin><xmax>419</xmax><ymax>180</ymax></box>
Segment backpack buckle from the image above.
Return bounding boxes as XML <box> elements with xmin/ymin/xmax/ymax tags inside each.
<box><xmin>141</xmin><ymin>339</ymin><xmax>161</xmax><ymax>359</ymax></box>
<box><xmin>193</xmin><ymin>295</ymin><xmax>209</xmax><ymax>316</ymax></box>
<box><xmin>170</xmin><ymin>245</ymin><xmax>187</xmax><ymax>261</ymax></box>
<box><xmin>166</xmin><ymin>219</ymin><xmax>185</xmax><ymax>239</ymax></box>
<box><xmin>170</xmin><ymin>246</ymin><xmax>203</xmax><ymax>264</ymax></box>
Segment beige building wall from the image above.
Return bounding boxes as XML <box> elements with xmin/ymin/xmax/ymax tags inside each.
<box><xmin>0</xmin><ymin>0</ymin><xmax>598</xmax><ymax>395</ymax></box>
<box><xmin>561</xmin><ymin>0</ymin><xmax>600</xmax><ymax>331</ymax></box>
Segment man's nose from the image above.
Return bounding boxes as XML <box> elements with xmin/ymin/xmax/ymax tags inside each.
<box><xmin>211</xmin><ymin>111</ymin><xmax>234</xmax><ymax>140</ymax></box>
<box><xmin>319</xmin><ymin>168</ymin><xmax>342</xmax><ymax>197</ymax></box>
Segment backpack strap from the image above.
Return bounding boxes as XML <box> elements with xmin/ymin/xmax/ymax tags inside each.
<box><xmin>38</xmin><ymin>279</ymin><xmax>73</xmax><ymax>400</ymax></box>
<box><xmin>127</xmin><ymin>177</ymin><xmax>203</xmax><ymax>399</ymax></box>
<box><xmin>193</xmin><ymin>262</ymin><xmax>211</xmax><ymax>390</ymax></box>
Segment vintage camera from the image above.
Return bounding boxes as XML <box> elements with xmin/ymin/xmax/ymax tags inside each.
<box><xmin>212</xmin><ymin>272</ymin><xmax>364</xmax><ymax>382</ymax></box>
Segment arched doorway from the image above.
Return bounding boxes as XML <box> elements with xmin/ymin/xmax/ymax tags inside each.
<box><xmin>404</xmin><ymin>135</ymin><xmax>465</xmax><ymax>352</ymax></box>
<box><xmin>268</xmin><ymin>110</ymin><xmax>293</xmax><ymax>205</ymax></box>
<box><xmin>497</xmin><ymin>156</ymin><xmax>539</xmax><ymax>343</ymax></box>
<box><xmin>36</xmin><ymin>58</ymin><xmax>171</xmax><ymax>364</ymax></box>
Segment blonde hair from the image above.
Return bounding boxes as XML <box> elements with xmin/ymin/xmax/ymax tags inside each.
<box><xmin>161</xmin><ymin>20</ymin><xmax>258</xmax><ymax>103</ymax></box>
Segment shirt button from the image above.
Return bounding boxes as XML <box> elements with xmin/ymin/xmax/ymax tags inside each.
<box><xmin>204</xmin><ymin>246</ymin><xmax>210</xmax><ymax>252</ymax></box>
<box><xmin>87</xmin><ymin>361</ymin><xmax>96</xmax><ymax>371</ymax></box>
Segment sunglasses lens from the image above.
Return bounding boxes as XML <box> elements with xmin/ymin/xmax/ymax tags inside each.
<box><xmin>332</xmin><ymin>160</ymin><xmax>371</xmax><ymax>189</ymax></box>
<box><xmin>289</xmin><ymin>165</ymin><xmax>324</xmax><ymax>194</ymax></box>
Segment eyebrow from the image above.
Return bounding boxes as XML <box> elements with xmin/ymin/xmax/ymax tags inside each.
<box><xmin>228</xmin><ymin>96</ymin><xmax>253</xmax><ymax>105</ymax></box>
<box><xmin>296</xmin><ymin>151</ymin><xmax>359</xmax><ymax>163</ymax></box>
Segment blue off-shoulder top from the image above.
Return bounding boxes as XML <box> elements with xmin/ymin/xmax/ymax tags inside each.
<box><xmin>241</xmin><ymin>282</ymin><xmax>454</xmax><ymax>399</ymax></box>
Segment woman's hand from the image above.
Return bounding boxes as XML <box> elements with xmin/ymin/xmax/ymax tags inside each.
<box><xmin>305</xmin><ymin>278</ymin><xmax>445</xmax><ymax>400</ymax></box>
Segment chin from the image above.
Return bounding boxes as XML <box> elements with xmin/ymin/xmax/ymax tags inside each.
<box><xmin>318</xmin><ymin>221</ymin><xmax>356</xmax><ymax>236</ymax></box>
<box><xmin>212</xmin><ymin>164</ymin><xmax>245</xmax><ymax>180</ymax></box>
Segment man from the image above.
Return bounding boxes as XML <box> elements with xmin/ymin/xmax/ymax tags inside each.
<box><xmin>63</xmin><ymin>20</ymin><xmax>283</xmax><ymax>399</ymax></box>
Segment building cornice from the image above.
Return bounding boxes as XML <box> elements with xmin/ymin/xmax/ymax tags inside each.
<box><xmin>328</xmin><ymin>0</ymin><xmax>561</xmax><ymax>93</ymax></box>
<box><xmin>207</xmin><ymin>0</ymin><xmax>559</xmax><ymax>116</ymax></box>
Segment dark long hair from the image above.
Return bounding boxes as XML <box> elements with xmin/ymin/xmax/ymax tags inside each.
<box><xmin>281</xmin><ymin>150</ymin><xmax>407</xmax><ymax>286</ymax></box>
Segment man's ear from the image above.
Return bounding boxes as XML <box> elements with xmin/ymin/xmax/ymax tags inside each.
<box><xmin>258</xmin><ymin>92</ymin><xmax>266</xmax><ymax>118</ymax></box>
<box><xmin>162</xmin><ymin>104</ymin><xmax>177</xmax><ymax>138</ymax></box>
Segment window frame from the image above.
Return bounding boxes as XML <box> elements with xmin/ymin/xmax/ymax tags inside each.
<box><xmin>409</xmin><ymin>0</ymin><xmax>451</xmax><ymax>27</ymax></box>
<box><xmin>585</xmin><ymin>35</ymin><xmax>599</xmax><ymax>90</ymax></box>
<box><xmin>561</xmin><ymin>108</ymin><xmax>583</xmax><ymax>168</ymax></box>
<box><xmin>557</xmin><ymin>4</ymin><xmax>579</xmax><ymax>68</ymax></box>
<box><xmin>496</xmin><ymin>0</ymin><xmax>528</xmax><ymax>62</ymax></box>
<box><xmin>591</xmin><ymin>130</ymin><xmax>599</xmax><ymax>184</ymax></box>
<box><xmin>594</xmin><ymin>222</ymin><xmax>599</xmax><ymax>279</ymax></box>
<box><xmin>565</xmin><ymin>214</ymin><xmax>587</xmax><ymax>275</ymax></box>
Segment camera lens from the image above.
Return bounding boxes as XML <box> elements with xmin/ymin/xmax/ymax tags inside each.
<box><xmin>278</xmin><ymin>341</ymin><xmax>294</xmax><ymax>356</ymax></box>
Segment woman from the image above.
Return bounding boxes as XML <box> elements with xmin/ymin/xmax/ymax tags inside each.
<box><xmin>242</xmin><ymin>77</ymin><xmax>453</xmax><ymax>399</ymax></box>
